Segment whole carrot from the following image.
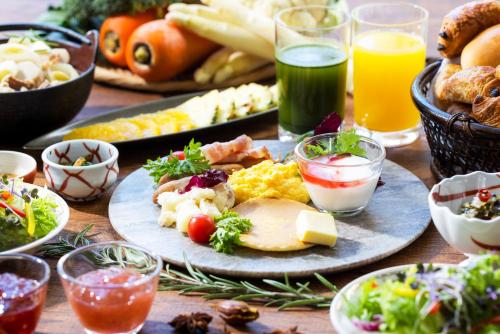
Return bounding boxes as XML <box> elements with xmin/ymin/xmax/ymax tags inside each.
<box><xmin>126</xmin><ymin>19</ymin><xmax>219</xmax><ymax>82</ymax></box>
<box><xmin>99</xmin><ymin>9</ymin><xmax>158</xmax><ymax>67</ymax></box>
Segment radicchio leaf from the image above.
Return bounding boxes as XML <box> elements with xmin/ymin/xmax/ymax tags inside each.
<box><xmin>314</xmin><ymin>112</ymin><xmax>342</xmax><ymax>135</ymax></box>
<box><xmin>183</xmin><ymin>170</ymin><xmax>228</xmax><ymax>193</ymax></box>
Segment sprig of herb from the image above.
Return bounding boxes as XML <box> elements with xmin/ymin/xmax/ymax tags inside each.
<box><xmin>39</xmin><ymin>227</ymin><xmax>338</xmax><ymax>310</ymax></box>
<box><xmin>305</xmin><ymin>129</ymin><xmax>366</xmax><ymax>159</ymax></box>
<box><xmin>143</xmin><ymin>139</ymin><xmax>210</xmax><ymax>184</ymax></box>
<box><xmin>210</xmin><ymin>211</ymin><xmax>252</xmax><ymax>254</ymax></box>
<box><xmin>37</xmin><ymin>224</ymin><xmax>95</xmax><ymax>258</ymax></box>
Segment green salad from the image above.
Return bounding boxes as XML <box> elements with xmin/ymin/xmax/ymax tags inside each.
<box><xmin>347</xmin><ymin>254</ymin><xmax>500</xmax><ymax>334</ymax></box>
<box><xmin>0</xmin><ymin>177</ymin><xmax>59</xmax><ymax>251</ymax></box>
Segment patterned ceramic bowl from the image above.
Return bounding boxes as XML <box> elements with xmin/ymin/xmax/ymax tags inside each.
<box><xmin>41</xmin><ymin>140</ymin><xmax>119</xmax><ymax>201</ymax></box>
<box><xmin>0</xmin><ymin>151</ymin><xmax>37</xmax><ymax>183</ymax></box>
<box><xmin>428</xmin><ymin>171</ymin><xmax>500</xmax><ymax>255</ymax></box>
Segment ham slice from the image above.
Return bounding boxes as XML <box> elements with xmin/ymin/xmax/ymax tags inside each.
<box><xmin>201</xmin><ymin>135</ymin><xmax>252</xmax><ymax>164</ymax></box>
<box><xmin>217</xmin><ymin>146</ymin><xmax>272</xmax><ymax>165</ymax></box>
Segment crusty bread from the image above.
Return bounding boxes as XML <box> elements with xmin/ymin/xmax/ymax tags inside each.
<box><xmin>437</xmin><ymin>0</ymin><xmax>500</xmax><ymax>58</ymax></box>
<box><xmin>462</xmin><ymin>24</ymin><xmax>500</xmax><ymax>68</ymax></box>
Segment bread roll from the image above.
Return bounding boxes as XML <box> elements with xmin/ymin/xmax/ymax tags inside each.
<box><xmin>462</xmin><ymin>24</ymin><xmax>500</xmax><ymax>68</ymax></box>
<box><xmin>437</xmin><ymin>0</ymin><xmax>500</xmax><ymax>58</ymax></box>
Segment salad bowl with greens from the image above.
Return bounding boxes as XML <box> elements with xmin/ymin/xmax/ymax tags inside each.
<box><xmin>0</xmin><ymin>176</ymin><xmax>69</xmax><ymax>254</ymax></box>
<box><xmin>330</xmin><ymin>254</ymin><xmax>500</xmax><ymax>334</ymax></box>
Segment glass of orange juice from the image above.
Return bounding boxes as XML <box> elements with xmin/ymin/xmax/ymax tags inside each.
<box><xmin>352</xmin><ymin>3</ymin><xmax>428</xmax><ymax>147</ymax></box>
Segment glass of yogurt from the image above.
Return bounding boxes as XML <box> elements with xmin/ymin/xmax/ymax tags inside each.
<box><xmin>295</xmin><ymin>133</ymin><xmax>385</xmax><ymax>216</ymax></box>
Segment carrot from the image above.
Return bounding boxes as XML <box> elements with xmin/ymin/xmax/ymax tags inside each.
<box><xmin>99</xmin><ymin>9</ymin><xmax>158</xmax><ymax>67</ymax></box>
<box><xmin>125</xmin><ymin>20</ymin><xmax>219</xmax><ymax>82</ymax></box>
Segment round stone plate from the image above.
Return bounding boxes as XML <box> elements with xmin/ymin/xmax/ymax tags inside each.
<box><xmin>109</xmin><ymin>140</ymin><xmax>430</xmax><ymax>278</ymax></box>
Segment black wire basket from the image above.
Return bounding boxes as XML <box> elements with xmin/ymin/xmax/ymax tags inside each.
<box><xmin>411</xmin><ymin>60</ymin><xmax>500</xmax><ymax>180</ymax></box>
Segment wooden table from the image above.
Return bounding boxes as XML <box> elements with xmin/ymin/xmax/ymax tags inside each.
<box><xmin>3</xmin><ymin>1</ymin><xmax>465</xmax><ymax>333</ymax></box>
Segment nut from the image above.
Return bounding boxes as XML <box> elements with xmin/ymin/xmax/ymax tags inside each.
<box><xmin>213</xmin><ymin>300</ymin><xmax>259</xmax><ymax>326</ymax></box>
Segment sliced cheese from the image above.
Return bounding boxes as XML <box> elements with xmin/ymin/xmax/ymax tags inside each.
<box><xmin>296</xmin><ymin>210</ymin><xmax>337</xmax><ymax>247</ymax></box>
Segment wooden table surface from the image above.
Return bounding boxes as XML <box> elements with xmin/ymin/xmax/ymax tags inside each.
<box><xmin>2</xmin><ymin>1</ymin><xmax>465</xmax><ymax>333</ymax></box>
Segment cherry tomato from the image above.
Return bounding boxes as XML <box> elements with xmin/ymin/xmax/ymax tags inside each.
<box><xmin>429</xmin><ymin>301</ymin><xmax>441</xmax><ymax>315</ymax></box>
<box><xmin>188</xmin><ymin>214</ymin><xmax>216</xmax><ymax>244</ymax></box>
<box><xmin>1</xmin><ymin>191</ymin><xmax>10</xmax><ymax>200</ymax></box>
<box><xmin>171</xmin><ymin>151</ymin><xmax>185</xmax><ymax>160</ymax></box>
<box><xmin>478</xmin><ymin>189</ymin><xmax>492</xmax><ymax>202</ymax></box>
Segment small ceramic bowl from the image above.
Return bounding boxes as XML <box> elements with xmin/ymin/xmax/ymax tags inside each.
<box><xmin>41</xmin><ymin>140</ymin><xmax>119</xmax><ymax>201</ymax></box>
<box><xmin>428</xmin><ymin>171</ymin><xmax>500</xmax><ymax>255</ymax></box>
<box><xmin>0</xmin><ymin>151</ymin><xmax>37</xmax><ymax>183</ymax></box>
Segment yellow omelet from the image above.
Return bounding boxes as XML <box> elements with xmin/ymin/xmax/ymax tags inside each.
<box><xmin>228</xmin><ymin>160</ymin><xmax>310</xmax><ymax>204</ymax></box>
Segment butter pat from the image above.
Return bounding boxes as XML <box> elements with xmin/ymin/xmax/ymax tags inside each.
<box><xmin>296</xmin><ymin>210</ymin><xmax>337</xmax><ymax>247</ymax></box>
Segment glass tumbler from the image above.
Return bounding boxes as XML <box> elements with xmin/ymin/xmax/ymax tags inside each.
<box><xmin>275</xmin><ymin>5</ymin><xmax>350</xmax><ymax>141</ymax></box>
<box><xmin>57</xmin><ymin>241</ymin><xmax>162</xmax><ymax>334</ymax></box>
<box><xmin>0</xmin><ymin>254</ymin><xmax>50</xmax><ymax>334</ymax></box>
<box><xmin>352</xmin><ymin>3</ymin><xmax>428</xmax><ymax>147</ymax></box>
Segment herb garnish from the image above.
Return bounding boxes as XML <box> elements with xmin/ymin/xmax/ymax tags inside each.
<box><xmin>305</xmin><ymin>129</ymin><xmax>366</xmax><ymax>159</ymax></box>
<box><xmin>210</xmin><ymin>211</ymin><xmax>252</xmax><ymax>254</ymax></box>
<box><xmin>39</xmin><ymin>226</ymin><xmax>338</xmax><ymax>310</ymax></box>
<box><xmin>144</xmin><ymin>139</ymin><xmax>210</xmax><ymax>184</ymax></box>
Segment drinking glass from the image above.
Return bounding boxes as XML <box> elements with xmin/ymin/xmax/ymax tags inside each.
<box><xmin>57</xmin><ymin>241</ymin><xmax>162</xmax><ymax>334</ymax></box>
<box><xmin>352</xmin><ymin>3</ymin><xmax>428</xmax><ymax>147</ymax></box>
<box><xmin>275</xmin><ymin>5</ymin><xmax>350</xmax><ymax>141</ymax></box>
<box><xmin>295</xmin><ymin>133</ymin><xmax>385</xmax><ymax>217</ymax></box>
<box><xmin>0</xmin><ymin>254</ymin><xmax>50</xmax><ymax>334</ymax></box>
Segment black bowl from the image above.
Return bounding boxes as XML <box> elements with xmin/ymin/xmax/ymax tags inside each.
<box><xmin>411</xmin><ymin>61</ymin><xmax>500</xmax><ymax>179</ymax></box>
<box><xmin>0</xmin><ymin>23</ymin><xmax>98</xmax><ymax>143</ymax></box>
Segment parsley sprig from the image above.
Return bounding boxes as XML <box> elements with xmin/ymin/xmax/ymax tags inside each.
<box><xmin>143</xmin><ymin>139</ymin><xmax>210</xmax><ymax>184</ymax></box>
<box><xmin>210</xmin><ymin>211</ymin><xmax>252</xmax><ymax>254</ymax></box>
<box><xmin>306</xmin><ymin>129</ymin><xmax>366</xmax><ymax>159</ymax></box>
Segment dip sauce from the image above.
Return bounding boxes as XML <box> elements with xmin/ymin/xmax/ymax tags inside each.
<box><xmin>0</xmin><ymin>273</ymin><xmax>46</xmax><ymax>334</ymax></box>
<box><xmin>64</xmin><ymin>267</ymin><xmax>157</xmax><ymax>333</ymax></box>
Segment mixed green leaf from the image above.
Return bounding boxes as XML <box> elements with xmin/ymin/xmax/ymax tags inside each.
<box><xmin>305</xmin><ymin>128</ymin><xmax>366</xmax><ymax>159</ymax></box>
<box><xmin>144</xmin><ymin>139</ymin><xmax>210</xmax><ymax>184</ymax></box>
<box><xmin>210</xmin><ymin>210</ymin><xmax>252</xmax><ymax>254</ymax></box>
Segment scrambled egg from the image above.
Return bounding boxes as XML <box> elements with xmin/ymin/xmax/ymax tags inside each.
<box><xmin>228</xmin><ymin>160</ymin><xmax>310</xmax><ymax>204</ymax></box>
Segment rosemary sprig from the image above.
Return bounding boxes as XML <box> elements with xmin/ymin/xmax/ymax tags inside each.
<box><xmin>38</xmin><ymin>224</ymin><xmax>95</xmax><ymax>258</ymax></box>
<box><xmin>160</xmin><ymin>254</ymin><xmax>337</xmax><ymax>310</ymax></box>
<box><xmin>39</xmin><ymin>227</ymin><xmax>338</xmax><ymax>310</ymax></box>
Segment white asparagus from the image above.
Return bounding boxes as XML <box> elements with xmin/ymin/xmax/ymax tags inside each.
<box><xmin>213</xmin><ymin>51</ymin><xmax>269</xmax><ymax>83</ymax></box>
<box><xmin>168</xmin><ymin>3</ymin><xmax>223</xmax><ymax>22</ymax></box>
<box><xmin>166</xmin><ymin>11</ymin><xmax>274</xmax><ymax>60</ymax></box>
<box><xmin>194</xmin><ymin>47</ymin><xmax>233</xmax><ymax>84</ymax></box>
<box><xmin>202</xmin><ymin>0</ymin><xmax>275</xmax><ymax>44</ymax></box>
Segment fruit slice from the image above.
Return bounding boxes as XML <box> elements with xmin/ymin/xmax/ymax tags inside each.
<box><xmin>233</xmin><ymin>198</ymin><xmax>316</xmax><ymax>252</ymax></box>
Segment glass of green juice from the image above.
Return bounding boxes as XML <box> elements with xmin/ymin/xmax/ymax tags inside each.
<box><xmin>275</xmin><ymin>5</ymin><xmax>350</xmax><ymax>141</ymax></box>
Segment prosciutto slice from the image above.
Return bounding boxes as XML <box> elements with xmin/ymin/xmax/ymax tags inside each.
<box><xmin>217</xmin><ymin>146</ymin><xmax>272</xmax><ymax>165</ymax></box>
<box><xmin>201</xmin><ymin>134</ymin><xmax>253</xmax><ymax>164</ymax></box>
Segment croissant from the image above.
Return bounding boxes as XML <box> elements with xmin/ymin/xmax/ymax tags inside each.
<box><xmin>472</xmin><ymin>95</ymin><xmax>500</xmax><ymax>127</ymax></box>
<box><xmin>435</xmin><ymin>66</ymin><xmax>500</xmax><ymax>104</ymax></box>
<box><xmin>437</xmin><ymin>0</ymin><xmax>500</xmax><ymax>58</ymax></box>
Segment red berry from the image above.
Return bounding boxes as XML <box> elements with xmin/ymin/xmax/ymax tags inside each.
<box><xmin>478</xmin><ymin>189</ymin><xmax>491</xmax><ymax>202</ymax></box>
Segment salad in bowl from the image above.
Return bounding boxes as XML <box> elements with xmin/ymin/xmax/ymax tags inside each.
<box><xmin>330</xmin><ymin>254</ymin><xmax>500</xmax><ymax>334</ymax></box>
<box><xmin>0</xmin><ymin>176</ymin><xmax>69</xmax><ymax>253</ymax></box>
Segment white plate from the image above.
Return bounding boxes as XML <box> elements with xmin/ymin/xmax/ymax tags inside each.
<box><xmin>330</xmin><ymin>263</ymin><xmax>453</xmax><ymax>334</ymax></box>
<box><xmin>0</xmin><ymin>183</ymin><xmax>69</xmax><ymax>254</ymax></box>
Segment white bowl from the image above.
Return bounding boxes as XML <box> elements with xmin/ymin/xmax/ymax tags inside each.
<box><xmin>428</xmin><ymin>171</ymin><xmax>500</xmax><ymax>255</ymax></box>
<box><xmin>0</xmin><ymin>151</ymin><xmax>37</xmax><ymax>183</ymax></box>
<box><xmin>0</xmin><ymin>183</ymin><xmax>69</xmax><ymax>254</ymax></box>
<box><xmin>41</xmin><ymin>139</ymin><xmax>119</xmax><ymax>201</ymax></box>
<box><xmin>330</xmin><ymin>263</ymin><xmax>451</xmax><ymax>334</ymax></box>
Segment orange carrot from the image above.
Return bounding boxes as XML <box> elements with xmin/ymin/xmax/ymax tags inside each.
<box><xmin>125</xmin><ymin>20</ymin><xmax>219</xmax><ymax>82</ymax></box>
<box><xmin>99</xmin><ymin>10</ymin><xmax>158</xmax><ymax>67</ymax></box>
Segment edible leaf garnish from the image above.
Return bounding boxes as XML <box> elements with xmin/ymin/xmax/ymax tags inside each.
<box><xmin>296</xmin><ymin>112</ymin><xmax>342</xmax><ymax>143</ymax></box>
<box><xmin>306</xmin><ymin>129</ymin><xmax>366</xmax><ymax>159</ymax></box>
<box><xmin>144</xmin><ymin>139</ymin><xmax>210</xmax><ymax>184</ymax></box>
<box><xmin>210</xmin><ymin>211</ymin><xmax>252</xmax><ymax>254</ymax></box>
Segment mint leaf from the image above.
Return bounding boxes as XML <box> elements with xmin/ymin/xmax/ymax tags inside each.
<box><xmin>334</xmin><ymin>129</ymin><xmax>366</xmax><ymax>157</ymax></box>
